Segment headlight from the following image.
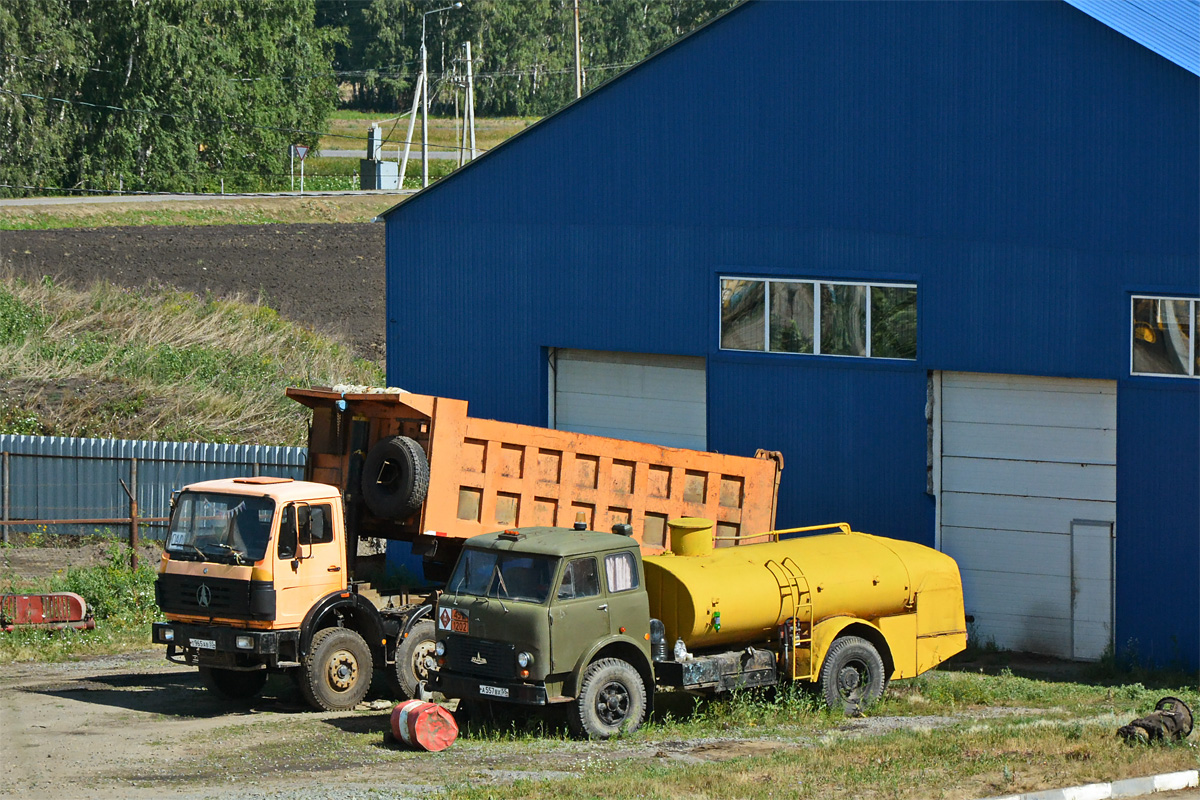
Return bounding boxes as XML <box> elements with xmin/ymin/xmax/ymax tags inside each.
<box><xmin>235</xmin><ymin>636</ymin><xmax>254</xmax><ymax>649</ymax></box>
<box><xmin>517</xmin><ymin>651</ymin><xmax>533</xmax><ymax>668</ymax></box>
<box><xmin>161</xmin><ymin>628</ymin><xmax>175</xmax><ymax>642</ymax></box>
<box><xmin>435</xmin><ymin>640</ymin><xmax>446</xmax><ymax>656</ymax></box>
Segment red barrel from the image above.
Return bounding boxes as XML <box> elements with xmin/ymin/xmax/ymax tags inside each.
<box><xmin>390</xmin><ymin>700</ymin><xmax>459</xmax><ymax>752</ymax></box>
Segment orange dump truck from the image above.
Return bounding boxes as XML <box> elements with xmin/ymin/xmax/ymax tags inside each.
<box><xmin>152</xmin><ymin>386</ymin><xmax>782</xmax><ymax>711</ymax></box>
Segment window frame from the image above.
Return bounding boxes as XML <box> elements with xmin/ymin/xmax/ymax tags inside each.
<box><xmin>1130</xmin><ymin>294</ymin><xmax>1198</xmax><ymax>379</ymax></box>
<box><xmin>719</xmin><ymin>276</ymin><xmax>918</xmax><ymax>360</ymax></box>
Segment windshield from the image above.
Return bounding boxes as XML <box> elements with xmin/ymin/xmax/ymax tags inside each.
<box><xmin>166</xmin><ymin>492</ymin><xmax>275</xmax><ymax>565</ymax></box>
<box><xmin>447</xmin><ymin>548</ymin><xmax>558</xmax><ymax>604</ymax></box>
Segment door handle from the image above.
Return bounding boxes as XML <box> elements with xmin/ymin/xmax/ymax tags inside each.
<box><xmin>597</xmin><ymin>603</ymin><xmax>608</xmax><ymax>611</ymax></box>
<box><xmin>327</xmin><ymin>565</ymin><xmax>341</xmax><ymax>572</ymax></box>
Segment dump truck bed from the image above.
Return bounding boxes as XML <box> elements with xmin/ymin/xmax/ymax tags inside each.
<box><xmin>287</xmin><ymin>386</ymin><xmax>782</xmax><ymax>553</ymax></box>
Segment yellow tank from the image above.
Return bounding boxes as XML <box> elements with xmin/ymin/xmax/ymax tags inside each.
<box><xmin>646</xmin><ymin>519</ymin><xmax>962</xmax><ymax>650</ymax></box>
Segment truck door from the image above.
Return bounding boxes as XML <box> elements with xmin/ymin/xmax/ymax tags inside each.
<box><xmin>273</xmin><ymin>502</ymin><xmax>345</xmax><ymax>627</ymax></box>
<box><xmin>549</xmin><ymin>556</ymin><xmax>608</xmax><ymax>673</ymax></box>
<box><xmin>602</xmin><ymin>550</ymin><xmax>649</xmax><ymax>637</ymax></box>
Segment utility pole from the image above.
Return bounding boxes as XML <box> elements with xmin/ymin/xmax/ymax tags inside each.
<box><xmin>574</xmin><ymin>0</ymin><xmax>583</xmax><ymax>99</ymax></box>
<box><xmin>421</xmin><ymin>3</ymin><xmax>463</xmax><ymax>189</ymax></box>
<box><xmin>399</xmin><ymin>72</ymin><xmax>424</xmax><ymax>190</ymax></box>
<box><xmin>465</xmin><ymin>40</ymin><xmax>477</xmax><ymax>160</ymax></box>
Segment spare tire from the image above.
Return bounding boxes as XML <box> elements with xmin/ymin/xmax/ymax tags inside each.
<box><xmin>362</xmin><ymin>435</ymin><xmax>430</xmax><ymax>518</ymax></box>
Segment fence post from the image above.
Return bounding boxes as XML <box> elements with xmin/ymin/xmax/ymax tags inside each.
<box><xmin>2</xmin><ymin>452</ymin><xmax>8</xmax><ymax>545</ymax></box>
<box><xmin>129</xmin><ymin>458</ymin><xmax>139</xmax><ymax>569</ymax></box>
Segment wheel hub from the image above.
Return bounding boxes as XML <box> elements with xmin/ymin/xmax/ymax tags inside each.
<box><xmin>596</xmin><ymin>681</ymin><xmax>630</xmax><ymax>725</ymax></box>
<box><xmin>411</xmin><ymin>640</ymin><xmax>436</xmax><ymax>681</ymax></box>
<box><xmin>838</xmin><ymin>664</ymin><xmax>864</xmax><ymax>699</ymax></box>
<box><xmin>327</xmin><ymin>648</ymin><xmax>359</xmax><ymax>691</ymax></box>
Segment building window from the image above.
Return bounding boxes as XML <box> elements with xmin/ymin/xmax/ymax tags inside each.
<box><xmin>1132</xmin><ymin>295</ymin><xmax>1197</xmax><ymax>378</ymax></box>
<box><xmin>721</xmin><ymin>277</ymin><xmax>917</xmax><ymax>360</ymax></box>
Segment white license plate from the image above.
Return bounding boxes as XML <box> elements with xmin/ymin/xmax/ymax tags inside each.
<box><xmin>479</xmin><ymin>685</ymin><xmax>509</xmax><ymax>698</ymax></box>
<box><xmin>190</xmin><ymin>639</ymin><xmax>217</xmax><ymax>650</ymax></box>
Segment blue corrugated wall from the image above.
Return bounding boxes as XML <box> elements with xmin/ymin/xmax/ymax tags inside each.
<box><xmin>384</xmin><ymin>1</ymin><xmax>1199</xmax><ymax>666</ymax></box>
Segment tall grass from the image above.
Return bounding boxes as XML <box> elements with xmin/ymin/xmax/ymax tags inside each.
<box><xmin>0</xmin><ymin>273</ymin><xmax>383</xmax><ymax>444</ymax></box>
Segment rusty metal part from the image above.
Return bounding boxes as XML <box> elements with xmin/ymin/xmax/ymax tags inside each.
<box><xmin>1118</xmin><ymin>696</ymin><xmax>1194</xmax><ymax>743</ymax></box>
<box><xmin>1</xmin><ymin>592</ymin><xmax>95</xmax><ymax>632</ymax></box>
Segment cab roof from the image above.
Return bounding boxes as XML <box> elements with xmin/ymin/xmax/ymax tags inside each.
<box><xmin>181</xmin><ymin>478</ymin><xmax>339</xmax><ymax>504</ymax></box>
<box><xmin>465</xmin><ymin>527</ymin><xmax>639</xmax><ymax>558</ymax></box>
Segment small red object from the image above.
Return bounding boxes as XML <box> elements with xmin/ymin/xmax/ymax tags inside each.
<box><xmin>390</xmin><ymin>700</ymin><xmax>458</xmax><ymax>752</ymax></box>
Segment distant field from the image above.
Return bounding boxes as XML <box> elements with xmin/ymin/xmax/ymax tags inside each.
<box><xmin>321</xmin><ymin>111</ymin><xmax>538</xmax><ymax>154</ymax></box>
<box><xmin>0</xmin><ymin>195</ymin><xmax>403</xmax><ymax>230</ymax></box>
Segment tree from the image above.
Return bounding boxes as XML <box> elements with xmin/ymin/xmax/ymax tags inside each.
<box><xmin>0</xmin><ymin>0</ymin><xmax>341</xmax><ymax>196</ymax></box>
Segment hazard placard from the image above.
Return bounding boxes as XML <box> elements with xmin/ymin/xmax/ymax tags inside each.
<box><xmin>438</xmin><ymin>607</ymin><xmax>468</xmax><ymax>633</ymax></box>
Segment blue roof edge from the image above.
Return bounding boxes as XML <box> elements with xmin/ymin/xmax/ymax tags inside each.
<box><xmin>1064</xmin><ymin>0</ymin><xmax>1200</xmax><ymax>75</ymax></box>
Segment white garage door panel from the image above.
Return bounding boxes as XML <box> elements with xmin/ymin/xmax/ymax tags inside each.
<box><xmin>941</xmin><ymin>493</ymin><xmax>1115</xmax><ymax>536</ymax></box>
<box><xmin>556</xmin><ymin>359</ymin><xmax>703</xmax><ymax>402</ymax></box>
<box><xmin>959</xmin><ymin>568</ymin><xmax>1069</xmax><ymax>616</ymax></box>
<box><xmin>942</xmin><ymin>421</ymin><xmax>1116</xmax><ymax>464</ymax></box>
<box><xmin>967</xmin><ymin>611</ymin><xmax>1071</xmax><ymax>654</ymax></box>
<box><xmin>554</xmin><ymin>394</ymin><xmax>706</xmax><ymax>440</ymax></box>
<box><xmin>942</xmin><ymin>385</ymin><xmax>1116</xmax><ymax>429</ymax></box>
<box><xmin>942</xmin><ymin>457</ymin><xmax>1115</xmax><ymax>501</ymax></box>
<box><xmin>941</xmin><ymin>527</ymin><xmax>1070</xmax><ymax>578</ymax></box>
<box><xmin>553</xmin><ymin>349</ymin><xmax>706</xmax><ymax>450</ymax></box>
<box><xmin>938</xmin><ymin>372</ymin><xmax>1115</xmax><ymax>661</ymax></box>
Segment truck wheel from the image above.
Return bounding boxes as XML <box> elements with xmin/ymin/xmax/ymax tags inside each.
<box><xmin>362</xmin><ymin>435</ymin><xmax>429</xmax><ymax>519</ymax></box>
<box><xmin>299</xmin><ymin>628</ymin><xmax>374</xmax><ymax>711</ymax></box>
<box><xmin>568</xmin><ymin>658</ymin><xmax>647</xmax><ymax>740</ymax></box>
<box><xmin>198</xmin><ymin>666</ymin><xmax>267</xmax><ymax>701</ymax></box>
<box><xmin>391</xmin><ymin>619</ymin><xmax>436</xmax><ymax>700</ymax></box>
<box><xmin>819</xmin><ymin>635</ymin><xmax>886</xmax><ymax>715</ymax></box>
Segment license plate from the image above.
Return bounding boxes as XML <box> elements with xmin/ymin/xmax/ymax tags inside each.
<box><xmin>190</xmin><ymin>639</ymin><xmax>217</xmax><ymax>650</ymax></box>
<box><xmin>479</xmin><ymin>685</ymin><xmax>509</xmax><ymax>698</ymax></box>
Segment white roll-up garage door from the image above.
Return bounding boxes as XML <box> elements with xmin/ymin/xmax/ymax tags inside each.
<box><xmin>550</xmin><ymin>349</ymin><xmax>707</xmax><ymax>450</ymax></box>
<box><xmin>937</xmin><ymin>372</ymin><xmax>1116</xmax><ymax>660</ymax></box>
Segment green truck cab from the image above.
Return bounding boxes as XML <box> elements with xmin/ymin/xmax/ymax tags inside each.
<box><xmin>431</xmin><ymin>526</ymin><xmax>654</xmax><ymax>738</ymax></box>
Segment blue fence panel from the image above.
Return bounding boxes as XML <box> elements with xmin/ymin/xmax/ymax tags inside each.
<box><xmin>0</xmin><ymin>435</ymin><xmax>307</xmax><ymax>541</ymax></box>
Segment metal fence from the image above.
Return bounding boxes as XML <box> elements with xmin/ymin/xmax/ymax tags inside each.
<box><xmin>0</xmin><ymin>435</ymin><xmax>307</xmax><ymax>544</ymax></box>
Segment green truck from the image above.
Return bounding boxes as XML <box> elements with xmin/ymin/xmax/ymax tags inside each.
<box><xmin>429</xmin><ymin>521</ymin><xmax>969</xmax><ymax>739</ymax></box>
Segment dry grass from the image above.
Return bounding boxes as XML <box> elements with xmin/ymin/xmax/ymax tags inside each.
<box><xmin>321</xmin><ymin>111</ymin><xmax>538</xmax><ymax>153</ymax></box>
<box><xmin>0</xmin><ymin>272</ymin><xmax>383</xmax><ymax>444</ymax></box>
<box><xmin>0</xmin><ymin>195</ymin><xmax>404</xmax><ymax>231</ymax></box>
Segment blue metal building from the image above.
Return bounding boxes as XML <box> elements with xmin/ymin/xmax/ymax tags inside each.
<box><xmin>381</xmin><ymin>1</ymin><xmax>1199</xmax><ymax>668</ymax></box>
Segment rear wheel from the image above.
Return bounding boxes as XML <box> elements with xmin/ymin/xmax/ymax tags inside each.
<box><xmin>819</xmin><ymin>635</ymin><xmax>886</xmax><ymax>715</ymax></box>
<box><xmin>198</xmin><ymin>666</ymin><xmax>267</xmax><ymax>701</ymax></box>
<box><xmin>390</xmin><ymin>619</ymin><xmax>436</xmax><ymax>700</ymax></box>
<box><xmin>299</xmin><ymin>628</ymin><xmax>374</xmax><ymax>711</ymax></box>
<box><xmin>568</xmin><ymin>658</ymin><xmax>646</xmax><ymax>740</ymax></box>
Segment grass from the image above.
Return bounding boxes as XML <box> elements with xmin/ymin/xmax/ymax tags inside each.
<box><xmin>0</xmin><ymin>272</ymin><xmax>383</xmax><ymax>444</ymax></box>
<box><xmin>0</xmin><ymin>540</ymin><xmax>158</xmax><ymax>663</ymax></box>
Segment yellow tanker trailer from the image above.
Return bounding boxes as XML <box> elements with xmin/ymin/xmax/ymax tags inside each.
<box><xmin>646</xmin><ymin>520</ymin><xmax>968</xmax><ymax>709</ymax></box>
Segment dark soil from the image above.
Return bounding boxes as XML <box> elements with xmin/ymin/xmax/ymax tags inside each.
<box><xmin>2</xmin><ymin>224</ymin><xmax>386</xmax><ymax>361</ymax></box>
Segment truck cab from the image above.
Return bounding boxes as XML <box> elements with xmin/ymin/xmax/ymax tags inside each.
<box><xmin>432</xmin><ymin>527</ymin><xmax>654</xmax><ymax>738</ymax></box>
<box><xmin>152</xmin><ymin>477</ymin><xmax>406</xmax><ymax>710</ymax></box>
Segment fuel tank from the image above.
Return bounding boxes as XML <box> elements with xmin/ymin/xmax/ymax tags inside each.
<box><xmin>644</xmin><ymin>520</ymin><xmax>962</xmax><ymax>649</ymax></box>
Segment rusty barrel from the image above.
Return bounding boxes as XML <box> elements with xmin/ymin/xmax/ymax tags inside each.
<box><xmin>390</xmin><ymin>700</ymin><xmax>458</xmax><ymax>752</ymax></box>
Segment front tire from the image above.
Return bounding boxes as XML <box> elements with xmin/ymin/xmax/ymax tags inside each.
<box><xmin>568</xmin><ymin>658</ymin><xmax>647</xmax><ymax>740</ymax></box>
<box><xmin>198</xmin><ymin>666</ymin><xmax>267</xmax><ymax>701</ymax></box>
<box><xmin>390</xmin><ymin>619</ymin><xmax>436</xmax><ymax>700</ymax></box>
<box><xmin>299</xmin><ymin>628</ymin><xmax>374</xmax><ymax>711</ymax></box>
<box><xmin>819</xmin><ymin>635</ymin><xmax>886</xmax><ymax>715</ymax></box>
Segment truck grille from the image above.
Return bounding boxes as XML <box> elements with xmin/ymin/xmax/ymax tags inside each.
<box><xmin>446</xmin><ymin>636</ymin><xmax>516</xmax><ymax>680</ymax></box>
<box><xmin>156</xmin><ymin>574</ymin><xmax>252</xmax><ymax>617</ymax></box>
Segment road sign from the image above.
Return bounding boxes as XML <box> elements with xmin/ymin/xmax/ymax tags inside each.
<box><xmin>293</xmin><ymin>145</ymin><xmax>309</xmax><ymax>161</ymax></box>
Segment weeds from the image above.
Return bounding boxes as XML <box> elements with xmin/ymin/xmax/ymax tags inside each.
<box><xmin>0</xmin><ymin>272</ymin><xmax>383</xmax><ymax>445</ymax></box>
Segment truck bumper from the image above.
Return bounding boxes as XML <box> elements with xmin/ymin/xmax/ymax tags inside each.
<box><xmin>152</xmin><ymin>622</ymin><xmax>300</xmax><ymax>670</ymax></box>
<box><xmin>431</xmin><ymin>669</ymin><xmax>549</xmax><ymax>706</ymax></box>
